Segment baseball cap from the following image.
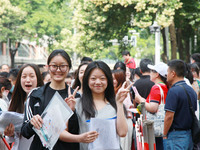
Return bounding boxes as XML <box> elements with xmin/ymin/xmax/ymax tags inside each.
<box><xmin>147</xmin><ymin>62</ymin><xmax>168</xmax><ymax>78</ymax></box>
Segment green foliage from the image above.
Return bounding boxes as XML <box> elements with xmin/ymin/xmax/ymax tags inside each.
<box><xmin>71</xmin><ymin>0</ymin><xmax>182</xmax><ymax>60</ymax></box>
<box><xmin>1</xmin><ymin>0</ymin><xmax>73</xmax><ymax>51</ymax></box>
<box><xmin>1</xmin><ymin>0</ymin><xmax>199</xmax><ymax>62</ymax></box>
<box><xmin>0</xmin><ymin>0</ymin><xmax>26</xmax><ymax>41</ymax></box>
<box><xmin>174</xmin><ymin>0</ymin><xmax>200</xmax><ymax>55</ymax></box>
<box><xmin>22</xmin><ymin>0</ymin><xmax>73</xmax><ymax>48</ymax></box>
<box><xmin>136</xmin><ymin>35</ymin><xmax>155</xmax><ymax>60</ymax></box>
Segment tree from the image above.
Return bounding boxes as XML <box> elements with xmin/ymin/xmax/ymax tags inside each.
<box><xmin>1</xmin><ymin>0</ymin><xmax>75</xmax><ymax>67</ymax></box>
<box><xmin>9</xmin><ymin>0</ymin><xmax>73</xmax><ymax>51</ymax></box>
<box><xmin>9</xmin><ymin>40</ymin><xmax>21</xmax><ymax>68</ymax></box>
<box><xmin>71</xmin><ymin>0</ymin><xmax>182</xmax><ymax>60</ymax></box>
<box><xmin>169</xmin><ymin>21</ymin><xmax>177</xmax><ymax>59</ymax></box>
<box><xmin>174</xmin><ymin>0</ymin><xmax>200</xmax><ymax>62</ymax></box>
<box><xmin>0</xmin><ymin>0</ymin><xmax>26</xmax><ymax>68</ymax></box>
<box><xmin>0</xmin><ymin>0</ymin><xmax>26</xmax><ymax>42</ymax></box>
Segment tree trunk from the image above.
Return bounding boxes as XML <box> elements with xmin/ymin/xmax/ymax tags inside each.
<box><xmin>177</xmin><ymin>28</ymin><xmax>184</xmax><ymax>60</ymax></box>
<box><xmin>9</xmin><ymin>39</ymin><xmax>20</xmax><ymax>68</ymax></box>
<box><xmin>183</xmin><ymin>25</ymin><xmax>193</xmax><ymax>63</ymax></box>
<box><xmin>184</xmin><ymin>37</ymin><xmax>190</xmax><ymax>63</ymax></box>
<box><xmin>169</xmin><ymin>21</ymin><xmax>177</xmax><ymax>60</ymax></box>
<box><xmin>161</xmin><ymin>28</ymin><xmax>168</xmax><ymax>63</ymax></box>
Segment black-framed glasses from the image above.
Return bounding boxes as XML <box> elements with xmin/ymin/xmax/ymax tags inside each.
<box><xmin>49</xmin><ymin>65</ymin><xmax>69</xmax><ymax>73</ymax></box>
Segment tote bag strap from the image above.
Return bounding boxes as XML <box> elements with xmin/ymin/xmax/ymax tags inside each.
<box><xmin>179</xmin><ymin>85</ymin><xmax>196</xmax><ymax>116</ymax></box>
<box><xmin>156</xmin><ymin>84</ymin><xmax>164</xmax><ymax>104</ymax></box>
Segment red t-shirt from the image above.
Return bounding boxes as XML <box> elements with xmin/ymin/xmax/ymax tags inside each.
<box><xmin>146</xmin><ymin>83</ymin><xmax>168</xmax><ymax>104</ymax></box>
<box><xmin>125</xmin><ymin>57</ymin><xmax>136</xmax><ymax>69</ymax></box>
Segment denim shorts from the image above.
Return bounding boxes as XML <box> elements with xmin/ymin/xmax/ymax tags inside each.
<box><xmin>163</xmin><ymin>130</ymin><xmax>193</xmax><ymax>150</ymax></box>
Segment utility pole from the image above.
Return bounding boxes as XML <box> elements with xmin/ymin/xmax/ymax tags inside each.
<box><xmin>149</xmin><ymin>21</ymin><xmax>161</xmax><ymax>64</ymax></box>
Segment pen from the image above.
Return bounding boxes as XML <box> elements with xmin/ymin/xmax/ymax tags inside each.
<box><xmin>41</xmin><ymin>112</ymin><xmax>47</xmax><ymax>119</ymax></box>
<box><xmin>40</xmin><ymin>112</ymin><xmax>48</xmax><ymax>142</ymax></box>
<box><xmin>40</xmin><ymin>127</ymin><xmax>49</xmax><ymax>142</ymax></box>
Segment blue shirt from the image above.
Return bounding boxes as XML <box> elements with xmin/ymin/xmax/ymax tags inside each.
<box><xmin>165</xmin><ymin>80</ymin><xmax>197</xmax><ymax>130</ymax></box>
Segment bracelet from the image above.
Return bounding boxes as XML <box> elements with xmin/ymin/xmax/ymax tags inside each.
<box><xmin>163</xmin><ymin>134</ymin><xmax>167</xmax><ymax>137</ymax></box>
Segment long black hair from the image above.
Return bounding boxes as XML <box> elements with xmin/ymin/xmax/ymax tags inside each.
<box><xmin>72</xmin><ymin>62</ymin><xmax>89</xmax><ymax>90</ymax></box>
<box><xmin>9</xmin><ymin>64</ymin><xmax>44</xmax><ymax>113</ymax></box>
<box><xmin>81</xmin><ymin>61</ymin><xmax>117</xmax><ymax>119</ymax></box>
<box><xmin>190</xmin><ymin>63</ymin><xmax>200</xmax><ymax>77</ymax></box>
<box><xmin>113</xmin><ymin>61</ymin><xmax>126</xmax><ymax>73</ymax></box>
<box><xmin>185</xmin><ymin>63</ymin><xmax>193</xmax><ymax>84</ymax></box>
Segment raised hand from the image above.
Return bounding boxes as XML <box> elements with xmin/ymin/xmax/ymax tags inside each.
<box><xmin>65</xmin><ymin>86</ymin><xmax>79</xmax><ymax>111</ymax></box>
<box><xmin>133</xmin><ymin>86</ymin><xmax>145</xmax><ymax>104</ymax></box>
<box><xmin>116</xmin><ymin>81</ymin><xmax>134</xmax><ymax>103</ymax></box>
<box><xmin>4</xmin><ymin>123</ymin><xmax>15</xmax><ymax>137</ymax></box>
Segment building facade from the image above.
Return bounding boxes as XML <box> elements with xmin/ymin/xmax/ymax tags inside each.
<box><xmin>0</xmin><ymin>40</ymin><xmax>48</xmax><ymax>67</ymax></box>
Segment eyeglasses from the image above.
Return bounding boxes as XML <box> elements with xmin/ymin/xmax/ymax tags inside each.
<box><xmin>49</xmin><ymin>65</ymin><xmax>69</xmax><ymax>73</ymax></box>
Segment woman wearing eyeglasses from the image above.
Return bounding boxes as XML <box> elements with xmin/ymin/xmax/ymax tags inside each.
<box><xmin>21</xmin><ymin>50</ymin><xmax>86</xmax><ymax>150</ymax></box>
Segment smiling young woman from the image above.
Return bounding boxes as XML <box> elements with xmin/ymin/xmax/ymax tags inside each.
<box><xmin>72</xmin><ymin>62</ymin><xmax>89</xmax><ymax>95</ymax></box>
<box><xmin>6</xmin><ymin>64</ymin><xmax>44</xmax><ymax>150</ymax></box>
<box><xmin>21</xmin><ymin>49</ymin><xmax>81</xmax><ymax>150</ymax></box>
<box><xmin>62</xmin><ymin>61</ymin><xmax>131</xmax><ymax>150</ymax></box>
<box><xmin>9</xmin><ymin>64</ymin><xmax>43</xmax><ymax>114</ymax></box>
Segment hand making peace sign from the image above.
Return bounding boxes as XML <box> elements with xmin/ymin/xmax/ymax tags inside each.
<box><xmin>64</xmin><ymin>86</ymin><xmax>79</xmax><ymax>111</ymax></box>
<box><xmin>116</xmin><ymin>81</ymin><xmax>134</xmax><ymax>103</ymax></box>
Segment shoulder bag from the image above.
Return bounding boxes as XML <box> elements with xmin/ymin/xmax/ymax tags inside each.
<box><xmin>146</xmin><ymin>84</ymin><xmax>165</xmax><ymax>137</ymax></box>
<box><xmin>180</xmin><ymin>85</ymin><xmax>200</xmax><ymax>144</ymax></box>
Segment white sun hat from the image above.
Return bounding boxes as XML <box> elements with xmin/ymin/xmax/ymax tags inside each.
<box><xmin>147</xmin><ymin>62</ymin><xmax>168</xmax><ymax>78</ymax></box>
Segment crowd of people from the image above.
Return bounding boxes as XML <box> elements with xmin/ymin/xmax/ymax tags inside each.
<box><xmin>0</xmin><ymin>50</ymin><xmax>200</xmax><ymax>150</ymax></box>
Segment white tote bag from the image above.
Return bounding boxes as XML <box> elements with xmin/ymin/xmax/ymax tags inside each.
<box><xmin>146</xmin><ymin>84</ymin><xmax>165</xmax><ymax>137</ymax></box>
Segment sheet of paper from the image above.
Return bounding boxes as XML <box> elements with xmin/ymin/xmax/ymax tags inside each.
<box><xmin>0</xmin><ymin>111</ymin><xmax>24</xmax><ymax>133</ymax></box>
<box><xmin>127</xmin><ymin>108</ymin><xmax>139</xmax><ymax>113</ymax></box>
<box><xmin>33</xmin><ymin>92</ymin><xmax>74</xmax><ymax>150</ymax></box>
<box><xmin>88</xmin><ymin>118</ymin><xmax>120</xmax><ymax>150</ymax></box>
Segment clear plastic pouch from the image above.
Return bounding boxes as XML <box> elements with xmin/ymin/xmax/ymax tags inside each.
<box><xmin>0</xmin><ymin>111</ymin><xmax>24</xmax><ymax>133</ymax></box>
<box><xmin>33</xmin><ymin>92</ymin><xmax>74</xmax><ymax>150</ymax></box>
